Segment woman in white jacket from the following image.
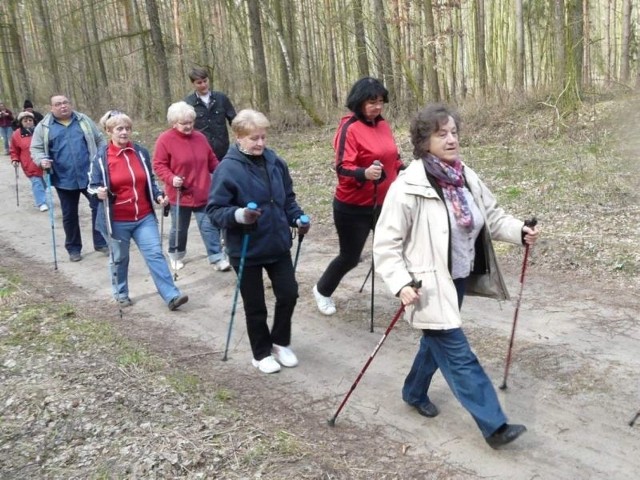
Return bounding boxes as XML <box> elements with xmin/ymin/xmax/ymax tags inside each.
<box><xmin>373</xmin><ymin>104</ymin><xmax>539</xmax><ymax>449</ymax></box>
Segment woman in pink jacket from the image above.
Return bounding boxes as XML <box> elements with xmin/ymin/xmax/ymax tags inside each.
<box><xmin>9</xmin><ymin>111</ymin><xmax>48</xmax><ymax>211</ymax></box>
<box><xmin>153</xmin><ymin>101</ymin><xmax>230</xmax><ymax>272</ymax></box>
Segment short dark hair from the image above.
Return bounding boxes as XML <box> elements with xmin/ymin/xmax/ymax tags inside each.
<box><xmin>410</xmin><ymin>104</ymin><xmax>461</xmax><ymax>159</ymax></box>
<box><xmin>345</xmin><ymin>77</ymin><xmax>389</xmax><ymax>120</ymax></box>
<box><xmin>188</xmin><ymin>67</ymin><xmax>209</xmax><ymax>82</ymax></box>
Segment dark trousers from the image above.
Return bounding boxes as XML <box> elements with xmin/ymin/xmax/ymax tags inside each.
<box><xmin>316</xmin><ymin>208</ymin><xmax>373</xmax><ymax>297</ymax></box>
<box><xmin>55</xmin><ymin>187</ymin><xmax>106</xmax><ymax>254</ymax></box>
<box><xmin>236</xmin><ymin>254</ymin><xmax>298</xmax><ymax>361</ymax></box>
<box><xmin>402</xmin><ymin>278</ymin><xmax>508</xmax><ymax>438</ymax></box>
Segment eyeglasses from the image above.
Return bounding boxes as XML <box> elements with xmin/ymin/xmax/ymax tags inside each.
<box><xmin>52</xmin><ymin>100</ymin><xmax>71</xmax><ymax>107</ymax></box>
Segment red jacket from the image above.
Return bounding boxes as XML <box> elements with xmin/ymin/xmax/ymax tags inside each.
<box><xmin>333</xmin><ymin>114</ymin><xmax>402</xmax><ymax>209</ymax></box>
<box><xmin>152</xmin><ymin>128</ymin><xmax>219</xmax><ymax>207</ymax></box>
<box><xmin>10</xmin><ymin>128</ymin><xmax>43</xmax><ymax>178</ymax></box>
<box><xmin>107</xmin><ymin>142</ymin><xmax>154</xmax><ymax>222</ymax></box>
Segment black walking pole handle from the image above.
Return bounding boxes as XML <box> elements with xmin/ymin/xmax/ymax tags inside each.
<box><xmin>163</xmin><ymin>203</ymin><xmax>170</xmax><ymax>217</ymax></box>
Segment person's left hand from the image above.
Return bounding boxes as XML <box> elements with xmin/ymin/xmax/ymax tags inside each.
<box><xmin>523</xmin><ymin>224</ymin><xmax>540</xmax><ymax>245</ymax></box>
<box><xmin>96</xmin><ymin>186</ymin><xmax>109</xmax><ymax>200</ymax></box>
<box><xmin>297</xmin><ymin>217</ymin><xmax>311</xmax><ymax>235</ymax></box>
<box><xmin>11</xmin><ymin>161</ymin><xmax>19</xmax><ymax>168</ymax></box>
<box><xmin>157</xmin><ymin>195</ymin><xmax>169</xmax><ymax>206</ymax></box>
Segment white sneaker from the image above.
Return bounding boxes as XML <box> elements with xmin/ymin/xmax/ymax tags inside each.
<box><xmin>272</xmin><ymin>344</ymin><xmax>298</xmax><ymax>367</ymax></box>
<box><xmin>39</xmin><ymin>204</ymin><xmax>49</xmax><ymax>212</ymax></box>
<box><xmin>313</xmin><ymin>284</ymin><xmax>336</xmax><ymax>315</ymax></box>
<box><xmin>170</xmin><ymin>259</ymin><xmax>184</xmax><ymax>270</ymax></box>
<box><xmin>251</xmin><ymin>355</ymin><xmax>281</xmax><ymax>374</ymax></box>
<box><xmin>213</xmin><ymin>258</ymin><xmax>231</xmax><ymax>271</ymax></box>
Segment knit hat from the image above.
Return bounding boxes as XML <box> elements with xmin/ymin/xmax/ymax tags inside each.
<box><xmin>23</xmin><ymin>100</ymin><xmax>33</xmax><ymax>109</ymax></box>
<box><xmin>17</xmin><ymin>111</ymin><xmax>34</xmax><ymax>122</ymax></box>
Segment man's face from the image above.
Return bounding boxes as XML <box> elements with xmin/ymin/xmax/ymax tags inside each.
<box><xmin>192</xmin><ymin>77</ymin><xmax>210</xmax><ymax>95</ymax></box>
<box><xmin>50</xmin><ymin>96</ymin><xmax>72</xmax><ymax>120</ymax></box>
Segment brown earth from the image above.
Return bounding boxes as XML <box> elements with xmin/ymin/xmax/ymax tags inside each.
<box><xmin>1</xmin><ymin>99</ymin><xmax>640</xmax><ymax>479</ymax></box>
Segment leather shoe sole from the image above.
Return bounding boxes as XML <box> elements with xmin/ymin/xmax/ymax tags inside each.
<box><xmin>168</xmin><ymin>294</ymin><xmax>189</xmax><ymax>311</ymax></box>
<box><xmin>486</xmin><ymin>424</ymin><xmax>527</xmax><ymax>449</ymax></box>
<box><xmin>411</xmin><ymin>401</ymin><xmax>440</xmax><ymax>418</ymax></box>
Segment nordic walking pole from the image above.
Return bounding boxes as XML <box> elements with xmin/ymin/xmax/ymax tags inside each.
<box><xmin>369</xmin><ymin>160</ymin><xmax>382</xmax><ymax>333</ymax></box>
<box><xmin>499</xmin><ymin>217</ymin><xmax>538</xmax><ymax>390</ymax></box>
<box><xmin>328</xmin><ymin>281</ymin><xmax>421</xmax><ymax>427</ymax></box>
<box><xmin>293</xmin><ymin>214</ymin><xmax>310</xmax><ymax>272</ymax></box>
<box><xmin>13</xmin><ymin>162</ymin><xmax>19</xmax><ymax>207</ymax></box>
<box><xmin>44</xmin><ymin>168</ymin><xmax>58</xmax><ymax>270</ymax></box>
<box><xmin>172</xmin><ymin>186</ymin><xmax>182</xmax><ymax>281</ymax></box>
<box><xmin>358</xmin><ymin>265</ymin><xmax>372</xmax><ymax>293</ymax></box>
<box><xmin>629</xmin><ymin>410</ymin><xmax>640</xmax><ymax>427</ymax></box>
<box><xmin>160</xmin><ymin>202</ymin><xmax>170</xmax><ymax>252</ymax></box>
<box><xmin>222</xmin><ymin>202</ymin><xmax>258</xmax><ymax>362</ymax></box>
<box><xmin>103</xmin><ymin>194</ymin><xmax>123</xmax><ymax>320</ymax></box>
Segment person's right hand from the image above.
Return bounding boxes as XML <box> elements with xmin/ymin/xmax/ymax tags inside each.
<box><xmin>41</xmin><ymin>158</ymin><xmax>52</xmax><ymax>169</ymax></box>
<box><xmin>365</xmin><ymin>162</ymin><xmax>383</xmax><ymax>181</ymax></box>
<box><xmin>399</xmin><ymin>284</ymin><xmax>421</xmax><ymax>306</ymax></box>
<box><xmin>11</xmin><ymin>161</ymin><xmax>19</xmax><ymax>168</ymax></box>
<box><xmin>241</xmin><ymin>207</ymin><xmax>261</xmax><ymax>224</ymax></box>
<box><xmin>96</xmin><ymin>186</ymin><xmax>108</xmax><ymax>200</ymax></box>
<box><xmin>172</xmin><ymin>176</ymin><xmax>184</xmax><ymax>188</ymax></box>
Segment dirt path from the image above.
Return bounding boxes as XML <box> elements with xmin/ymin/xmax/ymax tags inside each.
<box><xmin>2</xmin><ymin>154</ymin><xmax>640</xmax><ymax>479</ymax></box>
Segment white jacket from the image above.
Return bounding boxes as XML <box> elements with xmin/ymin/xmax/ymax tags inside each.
<box><xmin>373</xmin><ymin>159</ymin><xmax>524</xmax><ymax>330</ymax></box>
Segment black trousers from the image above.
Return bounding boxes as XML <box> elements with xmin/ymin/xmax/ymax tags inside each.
<box><xmin>236</xmin><ymin>254</ymin><xmax>298</xmax><ymax>360</ymax></box>
<box><xmin>316</xmin><ymin>207</ymin><xmax>373</xmax><ymax>297</ymax></box>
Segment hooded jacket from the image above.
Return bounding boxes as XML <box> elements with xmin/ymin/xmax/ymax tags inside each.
<box><xmin>10</xmin><ymin>127</ymin><xmax>43</xmax><ymax>178</ymax></box>
<box><xmin>373</xmin><ymin>159</ymin><xmax>524</xmax><ymax>330</ymax></box>
<box><xmin>88</xmin><ymin>142</ymin><xmax>162</xmax><ymax>239</ymax></box>
<box><xmin>206</xmin><ymin>144</ymin><xmax>305</xmax><ymax>266</ymax></box>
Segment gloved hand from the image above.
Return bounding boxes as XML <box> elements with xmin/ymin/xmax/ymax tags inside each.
<box><xmin>235</xmin><ymin>206</ymin><xmax>262</xmax><ymax>224</ymax></box>
<box><xmin>296</xmin><ymin>216</ymin><xmax>311</xmax><ymax>235</ymax></box>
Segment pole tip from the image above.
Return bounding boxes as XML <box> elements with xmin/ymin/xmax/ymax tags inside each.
<box><xmin>327</xmin><ymin>418</ymin><xmax>336</xmax><ymax>427</ymax></box>
<box><xmin>499</xmin><ymin>383</ymin><xmax>507</xmax><ymax>390</ymax></box>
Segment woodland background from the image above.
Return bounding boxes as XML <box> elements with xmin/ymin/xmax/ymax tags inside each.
<box><xmin>0</xmin><ymin>0</ymin><xmax>639</xmax><ymax>124</ymax></box>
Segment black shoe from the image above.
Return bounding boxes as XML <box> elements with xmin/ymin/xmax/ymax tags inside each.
<box><xmin>69</xmin><ymin>253</ymin><xmax>82</xmax><ymax>262</ymax></box>
<box><xmin>168</xmin><ymin>294</ymin><xmax>189</xmax><ymax>311</ymax></box>
<box><xmin>486</xmin><ymin>424</ymin><xmax>527</xmax><ymax>449</ymax></box>
<box><xmin>95</xmin><ymin>246</ymin><xmax>110</xmax><ymax>254</ymax></box>
<box><xmin>411</xmin><ymin>401</ymin><xmax>440</xmax><ymax>418</ymax></box>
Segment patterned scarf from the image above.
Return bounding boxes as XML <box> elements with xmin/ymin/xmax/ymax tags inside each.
<box><xmin>423</xmin><ymin>154</ymin><xmax>474</xmax><ymax>229</ymax></box>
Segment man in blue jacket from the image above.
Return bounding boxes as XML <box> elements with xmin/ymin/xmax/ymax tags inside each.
<box><xmin>30</xmin><ymin>95</ymin><xmax>107</xmax><ymax>262</ymax></box>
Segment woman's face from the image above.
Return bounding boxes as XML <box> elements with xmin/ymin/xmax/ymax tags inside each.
<box><xmin>173</xmin><ymin>117</ymin><xmax>195</xmax><ymax>135</ymax></box>
<box><xmin>427</xmin><ymin>116</ymin><xmax>459</xmax><ymax>163</ymax></box>
<box><xmin>109</xmin><ymin>122</ymin><xmax>132</xmax><ymax>148</ymax></box>
<box><xmin>237</xmin><ymin>127</ymin><xmax>267</xmax><ymax>156</ymax></box>
<box><xmin>21</xmin><ymin>117</ymin><xmax>34</xmax><ymax>129</ymax></box>
<box><xmin>362</xmin><ymin>96</ymin><xmax>384</xmax><ymax>122</ymax></box>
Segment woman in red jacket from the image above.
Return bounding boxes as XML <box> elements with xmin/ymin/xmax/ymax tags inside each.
<box><xmin>313</xmin><ymin>77</ymin><xmax>404</xmax><ymax>315</ymax></box>
<box><xmin>9</xmin><ymin>111</ymin><xmax>48</xmax><ymax>211</ymax></box>
<box><xmin>153</xmin><ymin>101</ymin><xmax>230</xmax><ymax>272</ymax></box>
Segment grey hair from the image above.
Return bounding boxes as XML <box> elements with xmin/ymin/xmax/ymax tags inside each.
<box><xmin>231</xmin><ymin>109</ymin><xmax>270</xmax><ymax>137</ymax></box>
<box><xmin>167</xmin><ymin>101</ymin><xmax>196</xmax><ymax>125</ymax></box>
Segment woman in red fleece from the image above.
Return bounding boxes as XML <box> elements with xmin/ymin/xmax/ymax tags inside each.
<box><xmin>153</xmin><ymin>101</ymin><xmax>230</xmax><ymax>272</ymax></box>
<box><xmin>313</xmin><ymin>77</ymin><xmax>404</xmax><ymax>316</ymax></box>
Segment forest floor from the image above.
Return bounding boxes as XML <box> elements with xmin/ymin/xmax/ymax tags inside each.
<box><xmin>1</xmin><ymin>93</ymin><xmax>639</xmax><ymax>479</ymax></box>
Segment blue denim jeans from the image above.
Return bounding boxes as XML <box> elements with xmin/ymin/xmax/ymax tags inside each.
<box><xmin>402</xmin><ymin>278</ymin><xmax>507</xmax><ymax>438</ymax></box>
<box><xmin>55</xmin><ymin>187</ymin><xmax>107</xmax><ymax>254</ymax></box>
<box><xmin>30</xmin><ymin>176</ymin><xmax>47</xmax><ymax>207</ymax></box>
<box><xmin>0</xmin><ymin>126</ymin><xmax>12</xmax><ymax>153</ymax></box>
<box><xmin>168</xmin><ymin>205</ymin><xmax>224</xmax><ymax>263</ymax></box>
<box><xmin>109</xmin><ymin>213</ymin><xmax>181</xmax><ymax>304</ymax></box>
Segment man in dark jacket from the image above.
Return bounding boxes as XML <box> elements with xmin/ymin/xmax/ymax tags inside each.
<box><xmin>184</xmin><ymin>67</ymin><xmax>236</xmax><ymax>161</ymax></box>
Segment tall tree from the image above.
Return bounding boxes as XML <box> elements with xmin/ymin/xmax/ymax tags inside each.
<box><xmin>353</xmin><ymin>0</ymin><xmax>369</xmax><ymax>78</ymax></box>
<box><xmin>145</xmin><ymin>0</ymin><xmax>172</xmax><ymax>109</ymax></box>
<box><xmin>422</xmin><ymin>0</ymin><xmax>441</xmax><ymax>101</ymax></box>
<box><xmin>34</xmin><ymin>0</ymin><xmax>62</xmax><ymax>93</ymax></box>
<box><xmin>620</xmin><ymin>0</ymin><xmax>632</xmax><ymax>82</ymax></box>
<box><xmin>474</xmin><ymin>0</ymin><xmax>488</xmax><ymax>97</ymax></box>
<box><xmin>515</xmin><ymin>0</ymin><xmax>525</xmax><ymax>90</ymax></box>
<box><xmin>247</xmin><ymin>0</ymin><xmax>270</xmax><ymax>111</ymax></box>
